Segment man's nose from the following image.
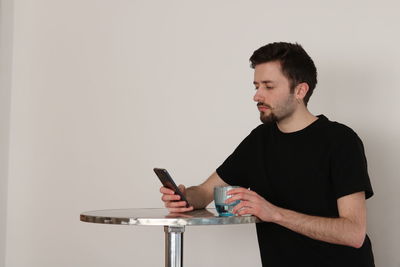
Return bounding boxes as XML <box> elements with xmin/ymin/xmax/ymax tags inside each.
<box><xmin>253</xmin><ymin>88</ymin><xmax>264</xmax><ymax>102</ymax></box>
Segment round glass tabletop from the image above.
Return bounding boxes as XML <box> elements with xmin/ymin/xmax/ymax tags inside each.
<box><xmin>80</xmin><ymin>208</ymin><xmax>261</xmax><ymax>226</ymax></box>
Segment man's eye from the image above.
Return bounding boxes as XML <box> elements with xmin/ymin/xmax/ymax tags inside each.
<box><xmin>254</xmin><ymin>86</ymin><xmax>273</xmax><ymax>90</ymax></box>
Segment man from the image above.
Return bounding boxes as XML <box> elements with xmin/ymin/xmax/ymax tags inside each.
<box><xmin>160</xmin><ymin>42</ymin><xmax>375</xmax><ymax>266</ymax></box>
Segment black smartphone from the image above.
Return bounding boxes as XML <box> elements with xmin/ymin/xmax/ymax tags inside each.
<box><xmin>153</xmin><ymin>168</ymin><xmax>190</xmax><ymax>208</ymax></box>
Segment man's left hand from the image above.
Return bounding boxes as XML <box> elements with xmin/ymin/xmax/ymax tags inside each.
<box><xmin>226</xmin><ymin>187</ymin><xmax>280</xmax><ymax>222</ymax></box>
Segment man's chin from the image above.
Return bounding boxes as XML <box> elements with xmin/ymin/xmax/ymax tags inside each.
<box><xmin>260</xmin><ymin>114</ymin><xmax>277</xmax><ymax>124</ymax></box>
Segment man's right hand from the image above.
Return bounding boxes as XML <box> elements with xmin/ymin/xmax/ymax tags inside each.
<box><xmin>160</xmin><ymin>184</ymin><xmax>194</xmax><ymax>213</ymax></box>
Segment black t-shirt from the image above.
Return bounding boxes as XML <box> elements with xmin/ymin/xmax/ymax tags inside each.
<box><xmin>216</xmin><ymin>115</ymin><xmax>375</xmax><ymax>267</ymax></box>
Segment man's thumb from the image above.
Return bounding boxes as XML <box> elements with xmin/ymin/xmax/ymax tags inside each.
<box><xmin>178</xmin><ymin>184</ymin><xmax>186</xmax><ymax>194</ymax></box>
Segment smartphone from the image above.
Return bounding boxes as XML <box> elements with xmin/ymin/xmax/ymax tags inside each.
<box><xmin>153</xmin><ymin>168</ymin><xmax>190</xmax><ymax>208</ymax></box>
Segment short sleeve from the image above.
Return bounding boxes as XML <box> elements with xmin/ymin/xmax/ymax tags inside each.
<box><xmin>330</xmin><ymin>127</ymin><xmax>374</xmax><ymax>200</ymax></box>
<box><xmin>216</xmin><ymin>127</ymin><xmax>261</xmax><ymax>188</ymax></box>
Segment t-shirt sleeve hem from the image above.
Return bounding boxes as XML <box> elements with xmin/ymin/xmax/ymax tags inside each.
<box><xmin>335</xmin><ymin>188</ymin><xmax>374</xmax><ymax>200</ymax></box>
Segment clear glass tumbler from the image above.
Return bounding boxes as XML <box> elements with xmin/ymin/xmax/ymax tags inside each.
<box><xmin>214</xmin><ymin>186</ymin><xmax>240</xmax><ymax>216</ymax></box>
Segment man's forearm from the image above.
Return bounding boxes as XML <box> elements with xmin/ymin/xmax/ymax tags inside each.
<box><xmin>273</xmin><ymin>207</ymin><xmax>366</xmax><ymax>248</ymax></box>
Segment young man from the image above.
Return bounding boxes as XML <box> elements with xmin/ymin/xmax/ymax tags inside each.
<box><xmin>160</xmin><ymin>42</ymin><xmax>375</xmax><ymax>267</ymax></box>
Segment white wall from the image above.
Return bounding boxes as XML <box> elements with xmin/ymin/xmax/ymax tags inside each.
<box><xmin>4</xmin><ymin>0</ymin><xmax>400</xmax><ymax>266</ymax></box>
<box><xmin>0</xmin><ymin>0</ymin><xmax>13</xmax><ymax>266</ymax></box>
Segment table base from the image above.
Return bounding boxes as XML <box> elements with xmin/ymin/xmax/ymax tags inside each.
<box><xmin>164</xmin><ymin>226</ymin><xmax>185</xmax><ymax>267</ymax></box>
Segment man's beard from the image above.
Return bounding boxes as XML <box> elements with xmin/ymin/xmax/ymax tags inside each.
<box><xmin>259</xmin><ymin>110</ymin><xmax>278</xmax><ymax>124</ymax></box>
<box><xmin>258</xmin><ymin>94</ymin><xmax>296</xmax><ymax>124</ymax></box>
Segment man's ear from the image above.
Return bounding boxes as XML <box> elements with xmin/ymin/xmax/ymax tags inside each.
<box><xmin>295</xmin><ymin>82</ymin><xmax>309</xmax><ymax>101</ymax></box>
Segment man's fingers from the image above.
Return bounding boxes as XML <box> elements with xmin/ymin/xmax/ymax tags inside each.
<box><xmin>166</xmin><ymin>201</ymin><xmax>188</xmax><ymax>208</ymax></box>
<box><xmin>232</xmin><ymin>200</ymin><xmax>250</xmax><ymax>214</ymax></box>
<box><xmin>168</xmin><ymin>206</ymin><xmax>194</xmax><ymax>213</ymax></box>
<box><xmin>226</xmin><ymin>188</ymin><xmax>259</xmax><ymax>204</ymax></box>
<box><xmin>228</xmin><ymin>188</ymin><xmax>254</xmax><ymax>195</ymax></box>
<box><xmin>161</xmin><ymin>194</ymin><xmax>181</xmax><ymax>202</ymax></box>
<box><xmin>160</xmin><ymin>186</ymin><xmax>175</xmax><ymax>195</ymax></box>
<box><xmin>226</xmin><ymin>192</ymin><xmax>254</xmax><ymax>204</ymax></box>
<box><xmin>178</xmin><ymin>184</ymin><xmax>186</xmax><ymax>193</ymax></box>
<box><xmin>237</xmin><ymin>206</ymin><xmax>254</xmax><ymax>216</ymax></box>
<box><xmin>159</xmin><ymin>185</ymin><xmax>191</xmax><ymax>213</ymax></box>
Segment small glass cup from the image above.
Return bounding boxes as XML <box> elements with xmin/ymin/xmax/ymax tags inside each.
<box><xmin>214</xmin><ymin>186</ymin><xmax>240</xmax><ymax>216</ymax></box>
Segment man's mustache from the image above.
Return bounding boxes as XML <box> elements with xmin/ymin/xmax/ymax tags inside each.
<box><xmin>257</xmin><ymin>102</ymin><xmax>272</xmax><ymax>109</ymax></box>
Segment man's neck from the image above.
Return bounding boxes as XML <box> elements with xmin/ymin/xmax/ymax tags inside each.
<box><xmin>276</xmin><ymin>108</ymin><xmax>318</xmax><ymax>133</ymax></box>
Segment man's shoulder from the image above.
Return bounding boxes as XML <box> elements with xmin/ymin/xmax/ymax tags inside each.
<box><xmin>321</xmin><ymin>116</ymin><xmax>362</xmax><ymax>143</ymax></box>
<box><xmin>326</xmin><ymin>119</ymin><xmax>356</xmax><ymax>134</ymax></box>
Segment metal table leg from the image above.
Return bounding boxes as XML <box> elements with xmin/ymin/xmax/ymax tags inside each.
<box><xmin>164</xmin><ymin>226</ymin><xmax>185</xmax><ymax>267</ymax></box>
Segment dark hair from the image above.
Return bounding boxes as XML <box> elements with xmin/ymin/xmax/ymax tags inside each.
<box><xmin>249</xmin><ymin>42</ymin><xmax>317</xmax><ymax>105</ymax></box>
